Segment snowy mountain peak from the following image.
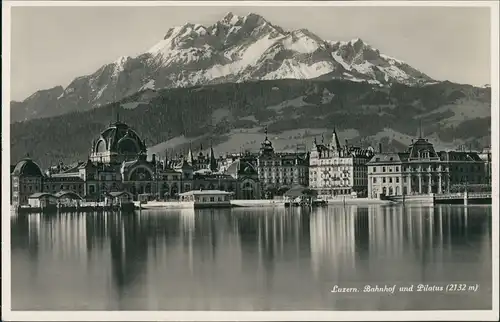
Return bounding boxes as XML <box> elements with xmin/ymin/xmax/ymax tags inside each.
<box><xmin>11</xmin><ymin>12</ymin><xmax>437</xmax><ymax>122</ymax></box>
<box><xmin>349</xmin><ymin>37</ymin><xmax>364</xmax><ymax>45</ymax></box>
<box><xmin>222</xmin><ymin>12</ymin><xmax>243</xmax><ymax>25</ymax></box>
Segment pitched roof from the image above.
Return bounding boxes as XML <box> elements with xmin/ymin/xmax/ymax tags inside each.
<box><xmin>107</xmin><ymin>191</ymin><xmax>133</xmax><ymax>198</ymax></box>
<box><xmin>53</xmin><ymin>191</ymin><xmax>83</xmax><ymax>200</ymax></box>
<box><xmin>367</xmin><ymin>153</ymin><xmax>403</xmax><ymax>164</ymax></box>
<box><xmin>28</xmin><ymin>192</ymin><xmax>55</xmax><ymax>199</ymax></box>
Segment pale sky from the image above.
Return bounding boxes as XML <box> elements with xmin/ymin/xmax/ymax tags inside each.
<box><xmin>10</xmin><ymin>5</ymin><xmax>491</xmax><ymax>101</ymax></box>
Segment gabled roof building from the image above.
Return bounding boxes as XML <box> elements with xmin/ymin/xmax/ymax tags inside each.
<box><xmin>367</xmin><ymin>135</ymin><xmax>487</xmax><ymax>198</ymax></box>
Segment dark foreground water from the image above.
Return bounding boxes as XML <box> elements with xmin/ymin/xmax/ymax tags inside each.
<box><xmin>11</xmin><ymin>205</ymin><xmax>492</xmax><ymax>311</ymax></box>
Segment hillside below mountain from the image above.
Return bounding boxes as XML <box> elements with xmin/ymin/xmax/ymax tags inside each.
<box><xmin>11</xmin><ymin>12</ymin><xmax>435</xmax><ymax>123</ymax></box>
<box><xmin>10</xmin><ymin>79</ymin><xmax>491</xmax><ymax>168</ymax></box>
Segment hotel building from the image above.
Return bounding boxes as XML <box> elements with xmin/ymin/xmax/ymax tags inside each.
<box><xmin>367</xmin><ymin>135</ymin><xmax>487</xmax><ymax>198</ymax></box>
<box><xmin>309</xmin><ymin>129</ymin><xmax>375</xmax><ymax>198</ymax></box>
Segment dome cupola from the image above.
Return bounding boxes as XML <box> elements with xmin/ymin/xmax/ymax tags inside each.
<box><xmin>260</xmin><ymin>127</ymin><xmax>274</xmax><ymax>154</ymax></box>
<box><xmin>91</xmin><ymin>120</ymin><xmax>147</xmax><ymax>164</ymax></box>
<box><xmin>12</xmin><ymin>156</ymin><xmax>44</xmax><ymax>177</ymax></box>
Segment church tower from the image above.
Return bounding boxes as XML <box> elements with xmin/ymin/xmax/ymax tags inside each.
<box><xmin>330</xmin><ymin>127</ymin><xmax>342</xmax><ymax>151</ymax></box>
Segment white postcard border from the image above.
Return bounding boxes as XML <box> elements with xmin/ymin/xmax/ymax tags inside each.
<box><xmin>2</xmin><ymin>1</ymin><xmax>498</xmax><ymax>321</ymax></box>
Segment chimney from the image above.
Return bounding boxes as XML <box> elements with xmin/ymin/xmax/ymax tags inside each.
<box><xmin>379</xmin><ymin>143</ymin><xmax>382</xmax><ymax>153</ymax></box>
<box><xmin>152</xmin><ymin>154</ymin><xmax>156</xmax><ymax>164</ymax></box>
<box><xmin>345</xmin><ymin>139</ymin><xmax>348</xmax><ymax>148</ymax></box>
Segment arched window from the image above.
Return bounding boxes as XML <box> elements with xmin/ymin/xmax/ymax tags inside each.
<box><xmin>396</xmin><ymin>186</ymin><xmax>400</xmax><ymax>195</ymax></box>
<box><xmin>382</xmin><ymin>187</ymin><xmax>387</xmax><ymax>195</ymax></box>
<box><xmin>96</xmin><ymin>140</ymin><xmax>107</xmax><ymax>153</ymax></box>
<box><xmin>145</xmin><ymin>183</ymin><xmax>151</xmax><ymax>194</ymax></box>
<box><xmin>389</xmin><ymin>187</ymin><xmax>393</xmax><ymax>195</ymax></box>
<box><xmin>129</xmin><ymin>167</ymin><xmax>153</xmax><ymax>181</ymax></box>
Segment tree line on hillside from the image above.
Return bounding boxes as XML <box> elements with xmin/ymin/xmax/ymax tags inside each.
<box><xmin>10</xmin><ymin>79</ymin><xmax>491</xmax><ymax>168</ymax></box>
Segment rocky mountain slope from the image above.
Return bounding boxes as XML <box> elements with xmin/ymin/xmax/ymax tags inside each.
<box><xmin>11</xmin><ymin>79</ymin><xmax>490</xmax><ymax>168</ymax></box>
<box><xmin>11</xmin><ymin>12</ymin><xmax>434</xmax><ymax>123</ymax></box>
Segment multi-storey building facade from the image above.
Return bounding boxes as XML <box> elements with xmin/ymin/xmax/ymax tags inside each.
<box><xmin>11</xmin><ymin>157</ymin><xmax>44</xmax><ymax>206</ymax></box>
<box><xmin>367</xmin><ymin>136</ymin><xmax>487</xmax><ymax>198</ymax></box>
<box><xmin>255</xmin><ymin>129</ymin><xmax>309</xmax><ymax>191</ymax></box>
<box><xmin>11</xmin><ymin>119</ymin><xmax>262</xmax><ymax>205</ymax></box>
<box><xmin>309</xmin><ymin>129</ymin><xmax>375</xmax><ymax>198</ymax></box>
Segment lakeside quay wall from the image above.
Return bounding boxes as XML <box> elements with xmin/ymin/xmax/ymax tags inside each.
<box><xmin>138</xmin><ymin>198</ymin><xmax>393</xmax><ymax>209</ymax></box>
<box><xmin>325</xmin><ymin>198</ymin><xmax>394</xmax><ymax>205</ymax></box>
<box><xmin>12</xmin><ymin>199</ymin><xmax>396</xmax><ymax>213</ymax></box>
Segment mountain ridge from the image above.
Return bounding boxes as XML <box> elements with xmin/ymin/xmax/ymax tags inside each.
<box><xmin>10</xmin><ymin>78</ymin><xmax>491</xmax><ymax>168</ymax></box>
<box><xmin>11</xmin><ymin>12</ymin><xmax>436</xmax><ymax>123</ymax></box>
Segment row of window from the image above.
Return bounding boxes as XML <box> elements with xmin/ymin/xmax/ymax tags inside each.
<box><xmin>260</xmin><ymin>174</ymin><xmax>301</xmax><ymax>179</ymax></box>
<box><xmin>197</xmin><ymin>196</ymin><xmax>230</xmax><ymax>202</ymax></box>
<box><xmin>372</xmin><ymin>164</ymin><xmax>483</xmax><ymax>174</ymax></box>
<box><xmin>373</xmin><ymin>166</ymin><xmax>400</xmax><ymax>173</ymax></box>
<box><xmin>314</xmin><ymin>159</ymin><xmax>353</xmax><ymax>165</ymax></box>
<box><xmin>373</xmin><ymin>177</ymin><xmax>401</xmax><ymax>184</ymax></box>
<box><xmin>259</xmin><ymin>161</ymin><xmax>302</xmax><ymax>166</ymax></box>
<box><xmin>259</xmin><ymin>167</ymin><xmax>300</xmax><ymax>172</ymax></box>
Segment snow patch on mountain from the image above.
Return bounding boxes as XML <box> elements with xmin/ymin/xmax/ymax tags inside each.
<box><xmin>140</xmin><ymin>80</ymin><xmax>155</xmax><ymax>91</ymax></box>
<box><xmin>332</xmin><ymin>52</ymin><xmax>351</xmax><ymax>71</ymax></box>
<box><xmin>208</xmin><ymin>35</ymin><xmax>283</xmax><ymax>79</ymax></box>
<box><xmin>112</xmin><ymin>56</ymin><xmax>129</xmax><ymax>78</ymax></box>
<box><xmin>380</xmin><ymin>53</ymin><xmax>404</xmax><ymax>65</ymax></box>
<box><xmin>264</xmin><ymin>60</ymin><xmax>334</xmax><ymax>80</ymax></box>
<box><xmin>378</xmin><ymin>65</ymin><xmax>410</xmax><ymax>82</ymax></box>
<box><xmin>94</xmin><ymin>85</ymin><xmax>108</xmax><ymax>101</ymax></box>
<box><xmin>352</xmin><ymin>61</ymin><xmax>374</xmax><ymax>75</ymax></box>
<box><xmin>282</xmin><ymin>34</ymin><xmax>321</xmax><ymax>53</ymax></box>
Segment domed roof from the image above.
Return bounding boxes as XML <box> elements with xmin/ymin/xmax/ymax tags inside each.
<box><xmin>408</xmin><ymin>137</ymin><xmax>439</xmax><ymax>160</ymax></box>
<box><xmin>12</xmin><ymin>158</ymin><xmax>44</xmax><ymax>177</ymax></box>
<box><xmin>260</xmin><ymin>137</ymin><xmax>274</xmax><ymax>154</ymax></box>
<box><xmin>225</xmin><ymin>160</ymin><xmax>257</xmax><ymax>177</ymax></box>
<box><xmin>259</xmin><ymin>127</ymin><xmax>274</xmax><ymax>154</ymax></box>
<box><xmin>93</xmin><ymin>121</ymin><xmax>146</xmax><ymax>155</ymax></box>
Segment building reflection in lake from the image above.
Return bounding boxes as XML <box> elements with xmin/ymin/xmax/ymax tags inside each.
<box><xmin>10</xmin><ymin>205</ymin><xmax>492</xmax><ymax>311</ymax></box>
<box><xmin>309</xmin><ymin>206</ymin><xmax>358</xmax><ymax>279</ymax></box>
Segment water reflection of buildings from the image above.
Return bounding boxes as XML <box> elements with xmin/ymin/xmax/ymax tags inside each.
<box><xmin>22</xmin><ymin>213</ymin><xmax>89</xmax><ymax>260</ymax></box>
<box><xmin>236</xmin><ymin>209</ymin><xmax>310</xmax><ymax>262</ymax></box>
<box><xmin>10</xmin><ymin>205</ymin><xmax>491</xmax><ymax>310</ymax></box>
<box><xmin>307</xmin><ymin>204</ymin><xmax>491</xmax><ymax>283</ymax></box>
<box><xmin>366</xmin><ymin>205</ymin><xmax>481</xmax><ymax>256</ymax></box>
<box><xmin>309</xmin><ymin>206</ymin><xmax>370</xmax><ymax>277</ymax></box>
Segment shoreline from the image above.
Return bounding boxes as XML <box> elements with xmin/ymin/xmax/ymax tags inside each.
<box><xmin>139</xmin><ymin>198</ymin><xmax>396</xmax><ymax>209</ymax></box>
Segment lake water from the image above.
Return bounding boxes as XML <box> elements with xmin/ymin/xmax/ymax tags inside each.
<box><xmin>10</xmin><ymin>205</ymin><xmax>492</xmax><ymax>311</ymax></box>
